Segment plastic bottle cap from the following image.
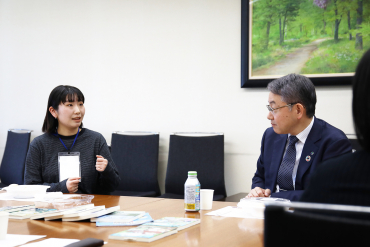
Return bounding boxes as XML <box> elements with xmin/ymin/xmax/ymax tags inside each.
<box><xmin>188</xmin><ymin>171</ymin><xmax>197</xmax><ymax>175</ymax></box>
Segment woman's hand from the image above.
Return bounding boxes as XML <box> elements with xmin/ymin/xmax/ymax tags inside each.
<box><xmin>66</xmin><ymin>177</ymin><xmax>80</xmax><ymax>193</ymax></box>
<box><xmin>96</xmin><ymin>155</ymin><xmax>108</xmax><ymax>172</ymax></box>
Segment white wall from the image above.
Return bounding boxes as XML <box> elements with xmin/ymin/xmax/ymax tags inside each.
<box><xmin>0</xmin><ymin>0</ymin><xmax>354</xmax><ymax>196</ymax></box>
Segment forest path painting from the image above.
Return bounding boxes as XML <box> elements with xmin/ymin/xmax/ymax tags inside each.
<box><xmin>253</xmin><ymin>38</ymin><xmax>329</xmax><ymax>75</ymax></box>
<box><xmin>250</xmin><ymin>0</ymin><xmax>369</xmax><ymax>78</ymax></box>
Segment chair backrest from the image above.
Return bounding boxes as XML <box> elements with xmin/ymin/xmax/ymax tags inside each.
<box><xmin>0</xmin><ymin>129</ymin><xmax>32</xmax><ymax>185</ymax></box>
<box><xmin>265</xmin><ymin>202</ymin><xmax>370</xmax><ymax>247</ymax></box>
<box><xmin>165</xmin><ymin>132</ymin><xmax>226</xmax><ymax>197</ymax></box>
<box><xmin>110</xmin><ymin>131</ymin><xmax>160</xmax><ymax>196</ymax></box>
<box><xmin>346</xmin><ymin>134</ymin><xmax>363</xmax><ymax>153</ymax></box>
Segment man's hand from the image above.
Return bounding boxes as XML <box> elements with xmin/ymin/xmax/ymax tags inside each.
<box><xmin>66</xmin><ymin>177</ymin><xmax>80</xmax><ymax>193</ymax></box>
<box><xmin>246</xmin><ymin>187</ymin><xmax>271</xmax><ymax>198</ymax></box>
<box><xmin>96</xmin><ymin>155</ymin><xmax>108</xmax><ymax>172</ymax></box>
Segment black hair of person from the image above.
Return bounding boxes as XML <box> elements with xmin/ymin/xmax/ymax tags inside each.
<box><xmin>42</xmin><ymin>85</ymin><xmax>85</xmax><ymax>134</ymax></box>
<box><xmin>353</xmin><ymin>49</ymin><xmax>370</xmax><ymax>152</ymax></box>
<box><xmin>267</xmin><ymin>74</ymin><xmax>316</xmax><ymax>118</ymax></box>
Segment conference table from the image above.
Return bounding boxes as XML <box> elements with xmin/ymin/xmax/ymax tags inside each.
<box><xmin>5</xmin><ymin>194</ymin><xmax>264</xmax><ymax>246</ymax></box>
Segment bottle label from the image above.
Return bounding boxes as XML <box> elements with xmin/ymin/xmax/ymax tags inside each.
<box><xmin>185</xmin><ymin>184</ymin><xmax>200</xmax><ymax>211</ymax></box>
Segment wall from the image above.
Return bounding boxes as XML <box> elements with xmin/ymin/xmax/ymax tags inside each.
<box><xmin>0</xmin><ymin>0</ymin><xmax>354</xmax><ymax>196</ymax></box>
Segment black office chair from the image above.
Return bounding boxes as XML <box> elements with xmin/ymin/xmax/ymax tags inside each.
<box><xmin>159</xmin><ymin>132</ymin><xmax>226</xmax><ymax>201</ymax></box>
<box><xmin>110</xmin><ymin>131</ymin><xmax>160</xmax><ymax>197</ymax></box>
<box><xmin>0</xmin><ymin>129</ymin><xmax>32</xmax><ymax>187</ymax></box>
<box><xmin>346</xmin><ymin>134</ymin><xmax>363</xmax><ymax>153</ymax></box>
<box><xmin>265</xmin><ymin>202</ymin><xmax>370</xmax><ymax>247</ymax></box>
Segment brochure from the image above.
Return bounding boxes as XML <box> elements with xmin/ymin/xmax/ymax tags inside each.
<box><xmin>62</xmin><ymin>206</ymin><xmax>120</xmax><ymax>222</ymax></box>
<box><xmin>109</xmin><ymin>225</ymin><xmax>177</xmax><ymax>242</ymax></box>
<box><xmin>0</xmin><ymin>205</ymin><xmax>35</xmax><ymax>213</ymax></box>
<box><xmin>91</xmin><ymin>210</ymin><xmax>145</xmax><ymax>223</ymax></box>
<box><xmin>44</xmin><ymin>204</ymin><xmax>95</xmax><ymax>221</ymax></box>
<box><xmin>30</xmin><ymin>208</ymin><xmax>62</xmax><ymax>220</ymax></box>
<box><xmin>96</xmin><ymin>212</ymin><xmax>153</xmax><ymax>226</ymax></box>
<box><xmin>143</xmin><ymin>217</ymin><xmax>200</xmax><ymax>230</ymax></box>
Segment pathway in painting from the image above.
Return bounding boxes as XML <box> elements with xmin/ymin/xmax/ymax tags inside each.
<box><xmin>252</xmin><ymin>38</ymin><xmax>328</xmax><ymax>76</ymax></box>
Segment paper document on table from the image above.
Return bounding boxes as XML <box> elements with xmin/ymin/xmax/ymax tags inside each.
<box><xmin>21</xmin><ymin>238</ymin><xmax>80</xmax><ymax>247</ymax></box>
<box><xmin>59</xmin><ymin>155</ymin><xmax>80</xmax><ymax>182</ymax></box>
<box><xmin>0</xmin><ymin>234</ymin><xmax>46</xmax><ymax>247</ymax></box>
<box><xmin>205</xmin><ymin>206</ymin><xmax>264</xmax><ymax>219</ymax></box>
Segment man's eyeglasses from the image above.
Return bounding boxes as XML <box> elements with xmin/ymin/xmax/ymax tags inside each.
<box><xmin>266</xmin><ymin>103</ymin><xmax>297</xmax><ymax>113</ymax></box>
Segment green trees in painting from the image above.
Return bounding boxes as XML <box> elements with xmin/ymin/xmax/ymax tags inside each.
<box><xmin>313</xmin><ymin>0</ymin><xmax>361</xmax><ymax>44</ymax></box>
<box><xmin>356</xmin><ymin>1</ymin><xmax>363</xmax><ymax>50</ymax></box>
<box><xmin>277</xmin><ymin>0</ymin><xmax>301</xmax><ymax>45</ymax></box>
<box><xmin>251</xmin><ymin>0</ymin><xmax>369</xmax><ymax>75</ymax></box>
<box><xmin>252</xmin><ymin>0</ymin><xmax>278</xmax><ymax>50</ymax></box>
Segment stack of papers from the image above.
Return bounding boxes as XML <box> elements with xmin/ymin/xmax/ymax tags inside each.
<box><xmin>0</xmin><ymin>205</ymin><xmax>38</xmax><ymax>220</ymax></box>
<box><xmin>45</xmin><ymin>204</ymin><xmax>95</xmax><ymax>220</ymax></box>
<box><xmin>10</xmin><ymin>208</ymin><xmax>61</xmax><ymax>220</ymax></box>
<box><xmin>0</xmin><ymin>203</ymin><xmax>121</xmax><ymax>221</ymax></box>
<box><xmin>62</xmin><ymin>205</ymin><xmax>120</xmax><ymax>222</ymax></box>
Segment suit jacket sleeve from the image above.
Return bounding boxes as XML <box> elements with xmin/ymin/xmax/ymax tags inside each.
<box><xmin>251</xmin><ymin>130</ymin><xmax>267</xmax><ymax>189</ymax></box>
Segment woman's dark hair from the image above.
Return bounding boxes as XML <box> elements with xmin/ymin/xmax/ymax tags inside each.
<box><xmin>42</xmin><ymin>85</ymin><xmax>85</xmax><ymax>133</ymax></box>
<box><xmin>353</xmin><ymin>49</ymin><xmax>370</xmax><ymax>152</ymax></box>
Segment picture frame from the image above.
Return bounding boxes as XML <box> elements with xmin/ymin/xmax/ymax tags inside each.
<box><xmin>241</xmin><ymin>0</ymin><xmax>355</xmax><ymax>88</ymax></box>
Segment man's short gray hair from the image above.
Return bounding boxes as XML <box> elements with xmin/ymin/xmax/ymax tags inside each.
<box><xmin>267</xmin><ymin>74</ymin><xmax>316</xmax><ymax>118</ymax></box>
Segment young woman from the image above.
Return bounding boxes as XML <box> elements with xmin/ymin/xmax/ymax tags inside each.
<box><xmin>24</xmin><ymin>85</ymin><xmax>120</xmax><ymax>194</ymax></box>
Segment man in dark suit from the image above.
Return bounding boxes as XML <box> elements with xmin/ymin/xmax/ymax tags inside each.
<box><xmin>248</xmin><ymin>74</ymin><xmax>352</xmax><ymax>201</ymax></box>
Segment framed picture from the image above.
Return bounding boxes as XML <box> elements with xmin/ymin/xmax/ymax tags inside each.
<box><xmin>241</xmin><ymin>0</ymin><xmax>368</xmax><ymax>88</ymax></box>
